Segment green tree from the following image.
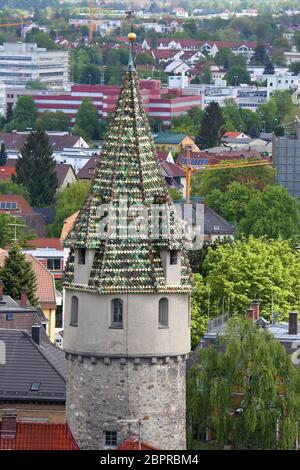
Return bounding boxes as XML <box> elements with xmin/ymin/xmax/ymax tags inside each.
<box><xmin>187</xmin><ymin>316</ymin><xmax>300</xmax><ymax>450</ymax></box>
<box><xmin>13</xmin><ymin>130</ymin><xmax>58</xmax><ymax>206</ymax></box>
<box><xmin>74</xmin><ymin>100</ymin><xmax>99</xmax><ymax>140</ymax></box>
<box><xmin>195</xmin><ymin>102</ymin><xmax>225</xmax><ymax>149</ymax></box>
<box><xmin>0</xmin><ymin>245</ymin><xmax>38</xmax><ymax>308</ymax></box>
<box><xmin>50</xmin><ymin>181</ymin><xmax>90</xmax><ymax>237</ymax></box>
<box><xmin>251</xmin><ymin>44</ymin><xmax>269</xmax><ymax>65</ymax></box>
<box><xmin>203</xmin><ymin>236</ymin><xmax>300</xmax><ymax>319</ymax></box>
<box><xmin>225</xmin><ymin>66</ymin><xmax>251</xmax><ymax>86</ymax></box>
<box><xmin>289</xmin><ymin>61</ymin><xmax>300</xmax><ymax>76</ymax></box>
<box><xmin>190</xmin><ymin>273</ymin><xmax>210</xmax><ymax>349</ymax></box>
<box><xmin>263</xmin><ymin>61</ymin><xmax>275</xmax><ymax>74</ymax></box>
<box><xmin>191</xmin><ymin>159</ymin><xmax>275</xmax><ymax>197</ymax></box>
<box><xmin>36</xmin><ymin>111</ymin><xmax>70</xmax><ymax>132</ymax></box>
<box><xmin>294</xmin><ymin>32</ymin><xmax>300</xmax><ymax>52</ymax></box>
<box><xmin>4</xmin><ymin>96</ymin><xmax>37</xmax><ymax>132</ymax></box>
<box><xmin>0</xmin><ymin>180</ymin><xmax>29</xmax><ymax>199</ymax></box>
<box><xmin>0</xmin><ymin>143</ymin><xmax>7</xmax><ymax>165</ymax></box>
<box><xmin>239</xmin><ymin>185</ymin><xmax>300</xmax><ymax>242</ymax></box>
<box><xmin>205</xmin><ymin>181</ymin><xmax>257</xmax><ymax>225</ymax></box>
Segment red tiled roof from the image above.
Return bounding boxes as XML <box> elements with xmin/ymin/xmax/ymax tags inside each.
<box><xmin>60</xmin><ymin>211</ymin><xmax>79</xmax><ymax>242</ymax></box>
<box><xmin>77</xmin><ymin>155</ymin><xmax>99</xmax><ymax>180</ymax></box>
<box><xmin>25</xmin><ymin>254</ymin><xmax>56</xmax><ymax>308</ymax></box>
<box><xmin>160</xmin><ymin>161</ymin><xmax>185</xmax><ymax>177</ymax></box>
<box><xmin>27</xmin><ymin>238</ymin><xmax>62</xmax><ymax>250</ymax></box>
<box><xmin>223</xmin><ymin>131</ymin><xmax>246</xmax><ymax>138</ymax></box>
<box><xmin>152</xmin><ymin>49</ymin><xmax>179</xmax><ymax>60</ymax></box>
<box><xmin>0</xmin><ymin>194</ymin><xmax>33</xmax><ymax>214</ymax></box>
<box><xmin>0</xmin><ymin>166</ymin><xmax>16</xmax><ymax>180</ymax></box>
<box><xmin>0</xmin><ymin>423</ymin><xmax>79</xmax><ymax>450</ymax></box>
<box><xmin>117</xmin><ymin>434</ymin><xmax>159</xmax><ymax>451</ymax></box>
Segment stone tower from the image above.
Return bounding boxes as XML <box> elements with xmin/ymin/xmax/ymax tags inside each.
<box><xmin>63</xmin><ymin>35</ymin><xmax>192</xmax><ymax>450</ymax></box>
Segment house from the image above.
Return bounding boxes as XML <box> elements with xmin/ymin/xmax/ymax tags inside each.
<box><xmin>153</xmin><ymin>133</ymin><xmax>200</xmax><ymax>152</ymax></box>
<box><xmin>160</xmin><ymin>160</ymin><xmax>186</xmax><ymax>191</ymax></box>
<box><xmin>0</xmin><ymin>285</ymin><xmax>49</xmax><ymax>337</ymax></box>
<box><xmin>202</xmin><ymin>301</ymin><xmax>300</xmax><ymax>363</ymax></box>
<box><xmin>22</xmin><ymin>248</ymin><xmax>64</xmax><ymax>281</ymax></box>
<box><xmin>55</xmin><ymin>164</ymin><xmax>77</xmax><ymax>189</ymax></box>
<box><xmin>0</xmin><ymin>132</ymin><xmax>89</xmax><ymax>160</ymax></box>
<box><xmin>203</xmin><ymin>206</ymin><xmax>235</xmax><ymax>241</ymax></box>
<box><xmin>0</xmin><ymin>327</ymin><xmax>66</xmax><ymax>424</ymax></box>
<box><xmin>77</xmin><ymin>155</ymin><xmax>99</xmax><ymax>181</ymax></box>
<box><xmin>0</xmin><ymin>419</ymin><xmax>79</xmax><ymax>450</ymax></box>
<box><xmin>0</xmin><ymin>249</ymin><xmax>57</xmax><ymax>342</ymax></box>
<box><xmin>0</xmin><ymin>194</ymin><xmax>46</xmax><ymax>237</ymax></box>
<box><xmin>164</xmin><ymin>60</ymin><xmax>192</xmax><ymax>75</ymax></box>
<box><xmin>221</xmin><ymin>131</ymin><xmax>251</xmax><ymax>146</ymax></box>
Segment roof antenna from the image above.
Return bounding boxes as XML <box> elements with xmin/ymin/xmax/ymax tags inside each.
<box><xmin>126</xmin><ymin>2</ymin><xmax>136</xmax><ymax>71</ymax></box>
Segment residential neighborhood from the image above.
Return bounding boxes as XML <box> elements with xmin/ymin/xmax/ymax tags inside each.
<box><xmin>0</xmin><ymin>0</ymin><xmax>300</xmax><ymax>457</ymax></box>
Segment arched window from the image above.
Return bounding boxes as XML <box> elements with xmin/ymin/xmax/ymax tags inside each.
<box><xmin>70</xmin><ymin>296</ymin><xmax>78</xmax><ymax>326</ymax></box>
<box><xmin>159</xmin><ymin>298</ymin><xmax>169</xmax><ymax>327</ymax></box>
<box><xmin>111</xmin><ymin>298</ymin><xmax>123</xmax><ymax>328</ymax></box>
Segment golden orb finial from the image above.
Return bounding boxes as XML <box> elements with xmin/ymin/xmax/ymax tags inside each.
<box><xmin>128</xmin><ymin>32</ymin><xmax>137</xmax><ymax>42</ymax></box>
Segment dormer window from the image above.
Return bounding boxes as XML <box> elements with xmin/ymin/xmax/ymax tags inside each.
<box><xmin>170</xmin><ymin>250</ymin><xmax>178</xmax><ymax>265</ymax></box>
<box><xmin>78</xmin><ymin>248</ymin><xmax>86</xmax><ymax>265</ymax></box>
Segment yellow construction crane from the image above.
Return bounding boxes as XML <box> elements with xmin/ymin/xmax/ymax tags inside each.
<box><xmin>88</xmin><ymin>0</ymin><xmax>96</xmax><ymax>42</ymax></box>
<box><xmin>179</xmin><ymin>148</ymin><xmax>271</xmax><ymax>203</ymax></box>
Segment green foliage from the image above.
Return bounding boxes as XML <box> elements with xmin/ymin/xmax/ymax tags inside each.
<box><xmin>0</xmin><ymin>142</ymin><xmax>7</xmax><ymax>165</ymax></box>
<box><xmin>26</xmin><ymin>80</ymin><xmax>47</xmax><ymax>90</ymax></box>
<box><xmin>75</xmin><ymin>100</ymin><xmax>99</xmax><ymax>140</ymax></box>
<box><xmin>203</xmin><ymin>236</ymin><xmax>300</xmax><ymax>319</ymax></box>
<box><xmin>172</xmin><ymin>107</ymin><xmax>203</xmax><ymax>135</ymax></box>
<box><xmin>251</xmin><ymin>45</ymin><xmax>269</xmax><ymax>65</ymax></box>
<box><xmin>257</xmin><ymin>90</ymin><xmax>297</xmax><ymax>130</ymax></box>
<box><xmin>50</xmin><ymin>181</ymin><xmax>90</xmax><ymax>237</ymax></box>
<box><xmin>187</xmin><ymin>316</ymin><xmax>300</xmax><ymax>449</ymax></box>
<box><xmin>294</xmin><ymin>32</ymin><xmax>300</xmax><ymax>52</ymax></box>
<box><xmin>0</xmin><ymin>180</ymin><xmax>29</xmax><ymax>200</ymax></box>
<box><xmin>135</xmin><ymin>53</ymin><xmax>154</xmax><ymax>65</ymax></box>
<box><xmin>36</xmin><ymin>111</ymin><xmax>70</xmax><ymax>132</ymax></box>
<box><xmin>190</xmin><ymin>273</ymin><xmax>210</xmax><ymax>349</ymax></box>
<box><xmin>26</xmin><ymin>28</ymin><xmax>57</xmax><ymax>50</ymax></box>
<box><xmin>214</xmin><ymin>47</ymin><xmax>246</xmax><ymax>70</ymax></box>
<box><xmin>0</xmin><ymin>245</ymin><xmax>39</xmax><ymax>308</ymax></box>
<box><xmin>169</xmin><ymin>188</ymin><xmax>183</xmax><ymax>202</ymax></box>
<box><xmin>225</xmin><ymin>66</ymin><xmax>251</xmax><ymax>85</ymax></box>
<box><xmin>13</xmin><ymin>130</ymin><xmax>58</xmax><ymax>206</ymax></box>
<box><xmin>239</xmin><ymin>185</ymin><xmax>300</xmax><ymax>242</ymax></box>
<box><xmin>191</xmin><ymin>159</ymin><xmax>275</xmax><ymax>197</ymax></box>
<box><xmin>195</xmin><ymin>102</ymin><xmax>225</xmax><ymax>149</ymax></box>
<box><xmin>263</xmin><ymin>61</ymin><xmax>275</xmax><ymax>74</ymax></box>
<box><xmin>289</xmin><ymin>61</ymin><xmax>300</xmax><ymax>76</ymax></box>
<box><xmin>205</xmin><ymin>181</ymin><xmax>256</xmax><ymax>225</ymax></box>
<box><xmin>4</xmin><ymin>96</ymin><xmax>37</xmax><ymax>132</ymax></box>
<box><xmin>191</xmin><ymin>67</ymin><xmax>212</xmax><ymax>85</ymax></box>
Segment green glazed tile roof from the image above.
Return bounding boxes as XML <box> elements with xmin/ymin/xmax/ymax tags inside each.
<box><xmin>153</xmin><ymin>133</ymin><xmax>188</xmax><ymax>145</ymax></box>
<box><xmin>64</xmin><ymin>54</ymin><xmax>192</xmax><ymax>295</ymax></box>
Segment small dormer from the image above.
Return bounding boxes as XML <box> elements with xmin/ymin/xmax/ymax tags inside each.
<box><xmin>160</xmin><ymin>249</ymin><xmax>182</xmax><ymax>285</ymax></box>
<box><xmin>74</xmin><ymin>248</ymin><xmax>95</xmax><ymax>285</ymax></box>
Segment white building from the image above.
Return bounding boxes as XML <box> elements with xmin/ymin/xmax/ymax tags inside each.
<box><xmin>267</xmin><ymin>74</ymin><xmax>300</xmax><ymax>98</ymax></box>
<box><xmin>0</xmin><ymin>42</ymin><xmax>69</xmax><ymax>88</ymax></box>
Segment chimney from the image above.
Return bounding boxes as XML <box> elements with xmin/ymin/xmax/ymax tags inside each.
<box><xmin>251</xmin><ymin>299</ymin><xmax>260</xmax><ymax>321</ymax></box>
<box><xmin>0</xmin><ymin>280</ymin><xmax>3</xmax><ymax>301</ymax></box>
<box><xmin>20</xmin><ymin>288</ymin><xmax>27</xmax><ymax>307</ymax></box>
<box><xmin>247</xmin><ymin>308</ymin><xmax>255</xmax><ymax>321</ymax></box>
<box><xmin>289</xmin><ymin>312</ymin><xmax>298</xmax><ymax>335</ymax></box>
<box><xmin>0</xmin><ymin>411</ymin><xmax>17</xmax><ymax>438</ymax></box>
<box><xmin>32</xmin><ymin>324</ymin><xmax>41</xmax><ymax>345</ymax></box>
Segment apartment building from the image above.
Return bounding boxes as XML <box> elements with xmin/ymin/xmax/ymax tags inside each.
<box><xmin>0</xmin><ymin>43</ymin><xmax>69</xmax><ymax>88</ymax></box>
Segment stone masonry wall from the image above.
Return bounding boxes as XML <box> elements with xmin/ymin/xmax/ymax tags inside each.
<box><xmin>66</xmin><ymin>355</ymin><xmax>187</xmax><ymax>450</ymax></box>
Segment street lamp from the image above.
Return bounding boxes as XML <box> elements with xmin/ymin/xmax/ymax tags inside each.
<box><xmin>262</xmin><ymin>120</ymin><xmax>266</xmax><ymax>133</ymax></box>
<box><xmin>88</xmin><ymin>74</ymin><xmax>92</xmax><ymax>85</ymax></box>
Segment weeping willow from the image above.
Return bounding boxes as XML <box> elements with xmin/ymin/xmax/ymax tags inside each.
<box><xmin>187</xmin><ymin>316</ymin><xmax>300</xmax><ymax>450</ymax></box>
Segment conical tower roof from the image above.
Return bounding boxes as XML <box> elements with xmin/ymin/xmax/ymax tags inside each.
<box><xmin>64</xmin><ymin>39</ymin><xmax>192</xmax><ymax>295</ymax></box>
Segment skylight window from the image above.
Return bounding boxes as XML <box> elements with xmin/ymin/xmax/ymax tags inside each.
<box><xmin>30</xmin><ymin>382</ymin><xmax>41</xmax><ymax>391</ymax></box>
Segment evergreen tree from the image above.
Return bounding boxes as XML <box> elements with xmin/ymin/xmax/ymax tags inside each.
<box><xmin>0</xmin><ymin>245</ymin><xmax>38</xmax><ymax>308</ymax></box>
<box><xmin>4</xmin><ymin>96</ymin><xmax>37</xmax><ymax>132</ymax></box>
<box><xmin>13</xmin><ymin>130</ymin><xmax>58</xmax><ymax>206</ymax></box>
<box><xmin>263</xmin><ymin>61</ymin><xmax>275</xmax><ymax>75</ymax></box>
<box><xmin>0</xmin><ymin>143</ymin><xmax>7</xmax><ymax>165</ymax></box>
<box><xmin>195</xmin><ymin>102</ymin><xmax>225</xmax><ymax>150</ymax></box>
<box><xmin>187</xmin><ymin>316</ymin><xmax>300</xmax><ymax>449</ymax></box>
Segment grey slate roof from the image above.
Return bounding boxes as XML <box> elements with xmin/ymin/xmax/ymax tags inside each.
<box><xmin>0</xmin><ymin>329</ymin><xmax>66</xmax><ymax>402</ymax></box>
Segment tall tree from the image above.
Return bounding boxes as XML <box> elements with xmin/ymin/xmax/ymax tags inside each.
<box><xmin>4</xmin><ymin>96</ymin><xmax>37</xmax><ymax>132</ymax></box>
<box><xmin>195</xmin><ymin>102</ymin><xmax>225</xmax><ymax>150</ymax></box>
<box><xmin>74</xmin><ymin>100</ymin><xmax>99</xmax><ymax>141</ymax></box>
<box><xmin>0</xmin><ymin>143</ymin><xmax>7</xmax><ymax>165</ymax></box>
<box><xmin>263</xmin><ymin>61</ymin><xmax>275</xmax><ymax>75</ymax></box>
<box><xmin>187</xmin><ymin>316</ymin><xmax>300</xmax><ymax>450</ymax></box>
<box><xmin>36</xmin><ymin>111</ymin><xmax>70</xmax><ymax>132</ymax></box>
<box><xmin>13</xmin><ymin>130</ymin><xmax>58</xmax><ymax>206</ymax></box>
<box><xmin>0</xmin><ymin>245</ymin><xmax>38</xmax><ymax>308</ymax></box>
<box><xmin>225</xmin><ymin>66</ymin><xmax>251</xmax><ymax>86</ymax></box>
